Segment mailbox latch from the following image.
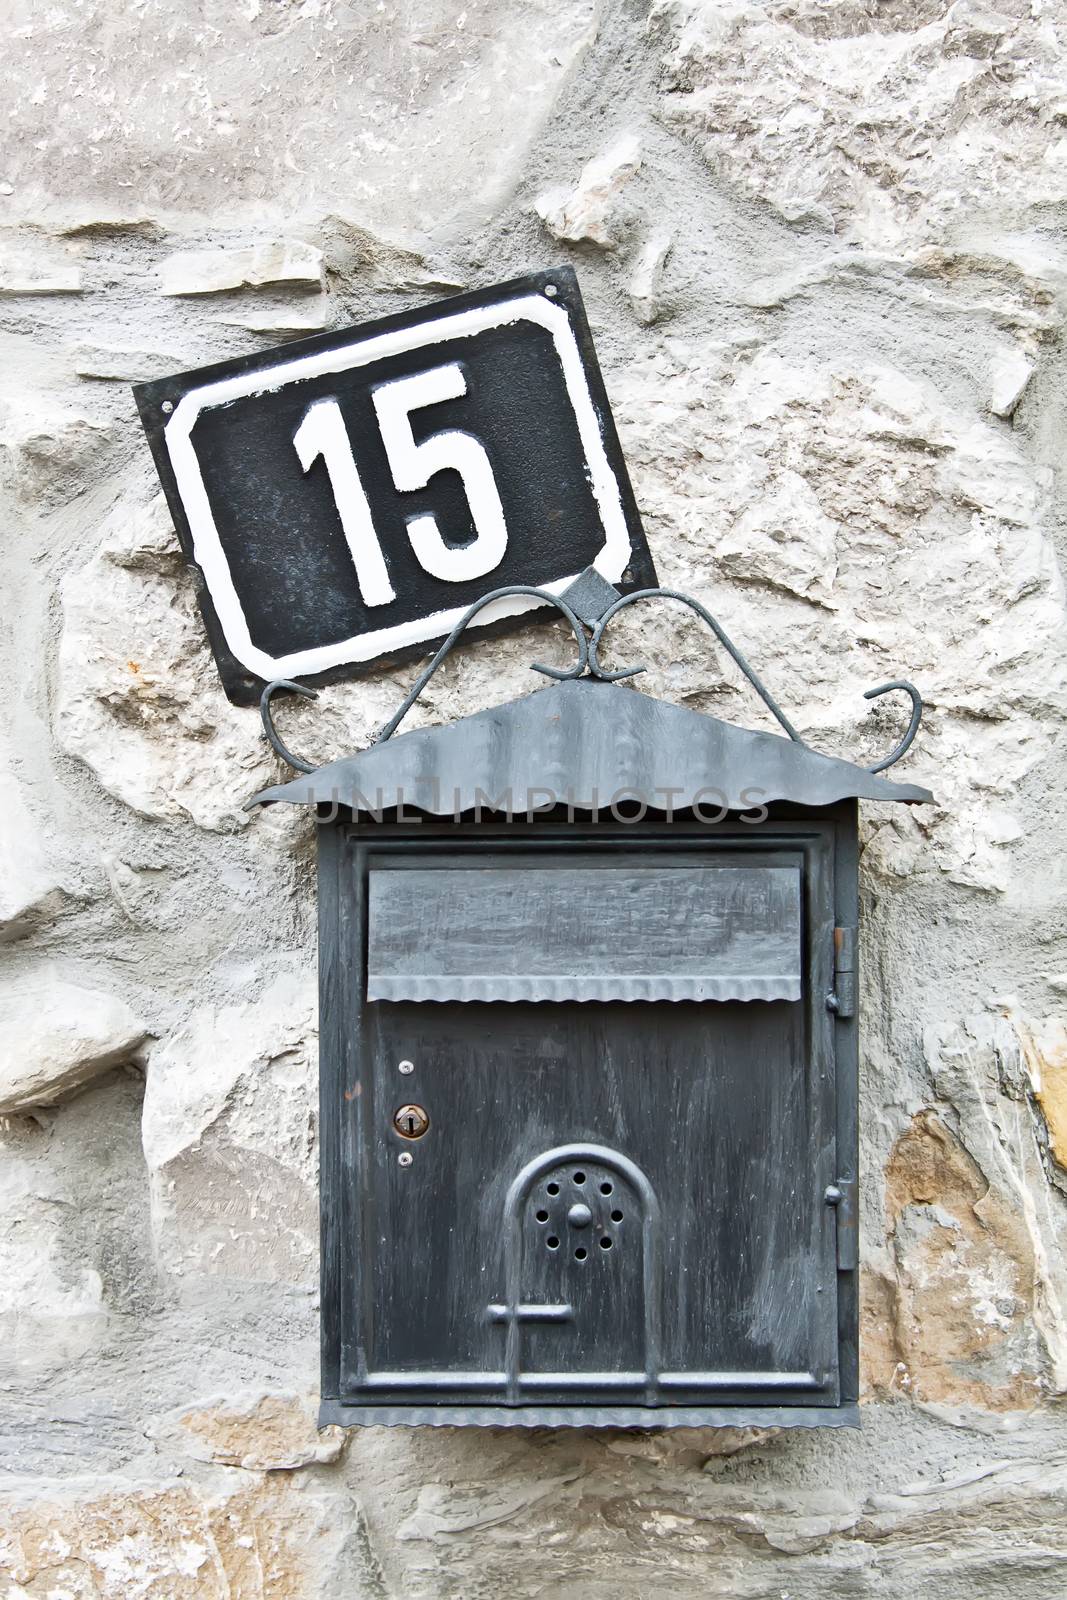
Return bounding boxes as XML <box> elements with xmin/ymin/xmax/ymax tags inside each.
<box><xmin>825</xmin><ymin>1178</ymin><xmax>858</xmax><ymax>1270</ymax></box>
<box><xmin>827</xmin><ymin>926</ymin><xmax>857</xmax><ymax>1018</ymax></box>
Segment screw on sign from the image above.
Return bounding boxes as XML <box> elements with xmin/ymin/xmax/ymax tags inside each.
<box><xmin>133</xmin><ymin>267</ymin><xmax>656</xmax><ymax>703</ymax></box>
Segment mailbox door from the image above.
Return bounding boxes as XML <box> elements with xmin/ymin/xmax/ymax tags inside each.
<box><xmin>320</xmin><ymin>824</ymin><xmax>847</xmax><ymax>1421</ymax></box>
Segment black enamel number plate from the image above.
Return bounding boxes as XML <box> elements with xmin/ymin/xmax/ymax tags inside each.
<box><xmin>134</xmin><ymin>268</ymin><xmax>656</xmax><ymax>704</ymax></box>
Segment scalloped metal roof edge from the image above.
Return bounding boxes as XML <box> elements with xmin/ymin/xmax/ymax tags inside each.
<box><xmin>247</xmin><ymin>678</ymin><xmax>934</xmax><ymax>813</ymax></box>
<box><xmin>365</xmin><ymin>975</ymin><xmax>804</xmax><ymax>1003</ymax></box>
<box><xmin>317</xmin><ymin>1400</ymin><xmax>861</xmax><ymax>1429</ymax></box>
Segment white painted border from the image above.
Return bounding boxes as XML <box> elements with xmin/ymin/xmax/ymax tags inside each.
<box><xmin>165</xmin><ymin>293</ymin><xmax>632</xmax><ymax>681</ymax></box>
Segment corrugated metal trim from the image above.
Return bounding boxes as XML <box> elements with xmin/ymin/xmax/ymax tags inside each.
<box><xmin>367</xmin><ymin>974</ymin><xmax>803</xmax><ymax>1003</ymax></box>
<box><xmin>248</xmin><ymin>678</ymin><xmax>933</xmax><ymax>815</ymax></box>
<box><xmin>318</xmin><ymin>1401</ymin><xmax>861</xmax><ymax>1430</ymax></box>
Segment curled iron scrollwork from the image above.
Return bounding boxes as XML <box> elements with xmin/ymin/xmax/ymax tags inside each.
<box><xmin>587</xmin><ymin>587</ymin><xmax>804</xmax><ymax>743</ymax></box>
<box><xmin>258</xmin><ymin>581</ymin><xmax>923</xmax><ymax>779</ymax></box>
<box><xmin>259</xmin><ymin>585</ymin><xmax>589</xmax><ymax>771</ymax></box>
<box><xmin>587</xmin><ymin>587</ymin><xmax>923</xmax><ymax>774</ymax></box>
<box><xmin>259</xmin><ymin>679</ymin><xmax>320</xmax><ymax>774</ymax></box>
<box><xmin>372</xmin><ymin>584</ymin><xmax>589</xmax><ymax>744</ymax></box>
<box><xmin>860</xmin><ymin>680</ymin><xmax>923</xmax><ymax>774</ymax></box>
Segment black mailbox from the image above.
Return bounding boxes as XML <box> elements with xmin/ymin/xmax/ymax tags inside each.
<box><xmin>252</xmin><ymin>583</ymin><xmax>930</xmax><ymax>1429</ymax></box>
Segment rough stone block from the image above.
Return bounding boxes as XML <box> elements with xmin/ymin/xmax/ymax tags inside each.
<box><xmin>657</xmin><ymin>0</ymin><xmax>1067</xmax><ymax>261</ymax></box>
<box><xmin>628</xmin><ymin>230</ymin><xmax>672</xmax><ymax>325</ymax></box>
<box><xmin>0</xmin><ymin>1476</ymin><xmax>364</xmax><ymax>1598</ymax></box>
<box><xmin>0</xmin><ymin>973</ymin><xmax>148</xmax><ymax>1115</ymax></box>
<box><xmin>55</xmin><ymin>497</ymin><xmax>278</xmax><ymax>832</ymax></box>
<box><xmin>0</xmin><ymin>237</ymin><xmax>82</xmax><ymax>294</ymax></box>
<box><xmin>159</xmin><ymin>241</ymin><xmax>324</xmax><ymax>296</ymax></box>
<box><xmin>141</xmin><ymin>970</ymin><xmax>317</xmax><ymax>1285</ymax></box>
<box><xmin>536</xmin><ymin>133</ymin><xmax>642</xmax><ymax>248</ymax></box>
<box><xmin>153</xmin><ymin>1391</ymin><xmax>345</xmax><ymax>1471</ymax></box>
<box><xmin>0</xmin><ymin>769</ymin><xmax>68</xmax><ymax>942</ymax></box>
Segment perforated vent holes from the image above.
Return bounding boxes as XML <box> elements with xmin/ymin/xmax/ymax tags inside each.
<box><xmin>532</xmin><ymin>1165</ymin><xmax>626</xmax><ymax>1259</ymax></box>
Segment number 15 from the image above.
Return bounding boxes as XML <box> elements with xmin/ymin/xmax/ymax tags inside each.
<box><xmin>292</xmin><ymin>364</ymin><xmax>509</xmax><ymax>606</ymax></box>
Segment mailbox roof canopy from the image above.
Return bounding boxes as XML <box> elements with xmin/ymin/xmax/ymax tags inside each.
<box><xmin>249</xmin><ymin>678</ymin><xmax>932</xmax><ymax>816</ymax></box>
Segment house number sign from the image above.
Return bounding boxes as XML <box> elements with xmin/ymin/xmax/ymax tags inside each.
<box><xmin>134</xmin><ymin>267</ymin><xmax>656</xmax><ymax>704</ymax></box>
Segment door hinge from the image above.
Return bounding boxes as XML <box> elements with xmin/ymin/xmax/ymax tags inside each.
<box><xmin>826</xmin><ymin>925</ymin><xmax>857</xmax><ymax>1018</ymax></box>
<box><xmin>825</xmin><ymin>1178</ymin><xmax>858</xmax><ymax>1270</ymax></box>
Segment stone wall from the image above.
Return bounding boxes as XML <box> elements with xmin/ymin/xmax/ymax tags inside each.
<box><xmin>3</xmin><ymin>1</ymin><xmax>1067</xmax><ymax>1594</ymax></box>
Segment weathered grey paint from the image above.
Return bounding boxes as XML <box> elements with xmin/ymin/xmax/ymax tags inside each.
<box><xmin>317</xmin><ymin>805</ymin><xmax>855</xmax><ymax>1429</ymax></box>
<box><xmin>251</xmin><ymin>678</ymin><xmax>933</xmax><ymax>815</ymax></box>
<box><xmin>366</xmin><ymin>860</ymin><xmax>803</xmax><ymax>1003</ymax></box>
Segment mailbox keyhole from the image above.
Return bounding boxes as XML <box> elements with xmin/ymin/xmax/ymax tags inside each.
<box><xmin>393</xmin><ymin>1103</ymin><xmax>429</xmax><ymax>1140</ymax></box>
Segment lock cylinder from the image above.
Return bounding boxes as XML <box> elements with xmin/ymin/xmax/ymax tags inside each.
<box><xmin>393</xmin><ymin>1103</ymin><xmax>430</xmax><ymax>1140</ymax></box>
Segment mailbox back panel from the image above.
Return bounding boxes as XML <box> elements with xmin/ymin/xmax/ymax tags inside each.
<box><xmin>318</xmin><ymin>818</ymin><xmax>857</xmax><ymax>1427</ymax></box>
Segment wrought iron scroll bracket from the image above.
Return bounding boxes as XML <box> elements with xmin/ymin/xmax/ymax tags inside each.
<box><xmin>861</xmin><ymin>680</ymin><xmax>923</xmax><ymax>773</ymax></box>
<box><xmin>587</xmin><ymin>588</ymin><xmax>924</xmax><ymax>773</ymax></box>
<box><xmin>587</xmin><ymin>587</ymin><xmax>805</xmax><ymax>745</ymax></box>
<box><xmin>257</xmin><ymin>583</ymin><xmax>923</xmax><ymax>777</ymax></box>
<box><xmin>372</xmin><ymin>585</ymin><xmax>589</xmax><ymax>744</ymax></box>
<box><xmin>260</xmin><ymin>679</ymin><xmax>320</xmax><ymax>774</ymax></box>
<box><xmin>258</xmin><ymin>586</ymin><xmax>589</xmax><ymax>772</ymax></box>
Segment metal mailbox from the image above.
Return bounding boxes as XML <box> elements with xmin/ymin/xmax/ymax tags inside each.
<box><xmin>252</xmin><ymin>582</ymin><xmax>931</xmax><ymax>1428</ymax></box>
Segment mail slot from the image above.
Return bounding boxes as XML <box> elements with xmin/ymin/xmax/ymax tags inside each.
<box><xmin>252</xmin><ymin>630</ymin><xmax>930</xmax><ymax>1429</ymax></box>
